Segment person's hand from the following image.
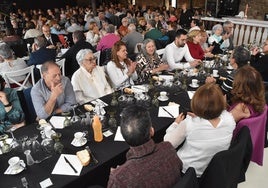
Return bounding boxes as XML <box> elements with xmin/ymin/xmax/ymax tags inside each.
<box><xmin>205</xmin><ymin>52</ymin><xmax>214</xmax><ymax>58</ymax></box>
<box><xmin>251</xmin><ymin>47</ymin><xmax>259</xmax><ymax>56</ymax></box>
<box><xmin>205</xmin><ymin>76</ymin><xmax>216</xmax><ymax>83</ymax></box>
<box><xmin>222</xmin><ymin>33</ymin><xmax>230</xmax><ymax>40</ymax></box>
<box><xmin>190</xmin><ymin>60</ymin><xmax>201</xmax><ymax>67</ymax></box>
<box><xmin>51</xmin><ymin>82</ymin><xmax>63</xmax><ymax>98</ymax></box>
<box><xmin>0</xmin><ymin>91</ymin><xmax>9</xmax><ymax>105</ymax></box>
<box><xmin>46</xmin><ymin>44</ymin><xmax>57</xmax><ymax>49</ymax></box>
<box><xmin>175</xmin><ymin>113</ymin><xmax>185</xmax><ymax>124</ymax></box>
<box><xmin>127</xmin><ymin>61</ymin><xmax>137</xmax><ymax>75</ymax></box>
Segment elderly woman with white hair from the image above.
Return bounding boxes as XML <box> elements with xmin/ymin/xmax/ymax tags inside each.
<box><xmin>71</xmin><ymin>49</ymin><xmax>113</xmax><ymax>104</ymax></box>
<box><xmin>208</xmin><ymin>24</ymin><xmax>231</xmax><ymax>54</ymax></box>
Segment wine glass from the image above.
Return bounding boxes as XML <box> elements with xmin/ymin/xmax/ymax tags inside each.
<box><xmin>5</xmin><ymin>126</ymin><xmax>19</xmax><ymax>149</ymax></box>
<box><xmin>30</xmin><ymin>134</ymin><xmax>41</xmax><ymax>154</ymax></box>
<box><xmin>70</xmin><ymin>104</ymin><xmax>81</xmax><ymax>125</ymax></box>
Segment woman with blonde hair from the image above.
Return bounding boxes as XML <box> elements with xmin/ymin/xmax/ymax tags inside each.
<box><xmin>106</xmin><ymin>41</ymin><xmax>138</xmax><ymax>89</ymax></box>
<box><xmin>187</xmin><ymin>29</ymin><xmax>205</xmax><ymax>60</ymax></box>
<box><xmin>85</xmin><ymin>21</ymin><xmax>101</xmax><ymax>48</ymax></box>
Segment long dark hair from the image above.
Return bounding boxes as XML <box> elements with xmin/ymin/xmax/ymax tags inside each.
<box><xmin>0</xmin><ymin>75</ymin><xmax>5</xmax><ymax>91</ymax></box>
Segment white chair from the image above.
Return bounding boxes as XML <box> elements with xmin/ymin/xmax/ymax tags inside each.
<box><xmin>94</xmin><ymin>51</ymin><xmax>101</xmax><ymax>66</ymax></box>
<box><xmin>156</xmin><ymin>48</ymin><xmax>165</xmax><ymax>56</ymax></box>
<box><xmin>134</xmin><ymin>43</ymin><xmax>143</xmax><ymax>54</ymax></box>
<box><xmin>36</xmin><ymin>58</ymin><xmax>65</xmax><ymax>78</ymax></box>
<box><xmin>2</xmin><ymin>65</ymin><xmax>35</xmax><ymax>91</ymax></box>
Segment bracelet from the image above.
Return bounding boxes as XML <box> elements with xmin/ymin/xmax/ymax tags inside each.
<box><xmin>4</xmin><ymin>103</ymin><xmax>11</xmax><ymax>107</ymax></box>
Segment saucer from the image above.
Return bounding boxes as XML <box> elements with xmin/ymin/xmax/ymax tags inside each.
<box><xmin>213</xmin><ymin>74</ymin><xmax>219</xmax><ymax>78</ymax></box>
<box><xmin>189</xmin><ymin>83</ymin><xmax>199</xmax><ymax>88</ymax></box>
<box><xmin>71</xmin><ymin>138</ymin><xmax>87</xmax><ymax>147</ymax></box>
<box><xmin>158</xmin><ymin>96</ymin><xmax>169</xmax><ymax>101</ymax></box>
<box><xmin>5</xmin><ymin>161</ymin><xmax>26</xmax><ymax>175</ymax></box>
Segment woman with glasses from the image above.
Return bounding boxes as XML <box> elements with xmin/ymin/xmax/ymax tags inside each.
<box><xmin>71</xmin><ymin>49</ymin><xmax>113</xmax><ymax>104</ymax></box>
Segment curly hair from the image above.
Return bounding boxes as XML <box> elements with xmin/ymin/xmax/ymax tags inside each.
<box><xmin>231</xmin><ymin>65</ymin><xmax>265</xmax><ymax>113</ymax></box>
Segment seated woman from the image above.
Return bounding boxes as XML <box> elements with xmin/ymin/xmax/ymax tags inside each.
<box><xmin>0</xmin><ymin>43</ymin><xmax>29</xmax><ymax>88</ymax></box>
<box><xmin>186</xmin><ymin>30</ymin><xmax>205</xmax><ymax>60</ymax></box>
<box><xmin>85</xmin><ymin>22</ymin><xmax>101</xmax><ymax>48</ymax></box>
<box><xmin>106</xmin><ymin>41</ymin><xmax>138</xmax><ymax>90</ymax></box>
<box><xmin>136</xmin><ymin>39</ymin><xmax>169</xmax><ymax>83</ymax></box>
<box><xmin>164</xmin><ymin>83</ymin><xmax>248</xmax><ymax>177</ymax></box>
<box><xmin>71</xmin><ymin>49</ymin><xmax>113</xmax><ymax>104</ymax></box>
<box><xmin>0</xmin><ymin>75</ymin><xmax>25</xmax><ymax>134</ymax></box>
<box><xmin>199</xmin><ymin>30</ymin><xmax>214</xmax><ymax>58</ymax></box>
<box><xmin>230</xmin><ymin>65</ymin><xmax>266</xmax><ymax>119</ymax></box>
<box><xmin>208</xmin><ymin>24</ymin><xmax>231</xmax><ymax>54</ymax></box>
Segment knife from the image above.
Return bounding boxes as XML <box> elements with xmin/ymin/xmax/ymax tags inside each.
<box><xmin>64</xmin><ymin>156</ymin><xmax>78</xmax><ymax>173</ymax></box>
<box><xmin>162</xmin><ymin>107</ymin><xmax>174</xmax><ymax>118</ymax></box>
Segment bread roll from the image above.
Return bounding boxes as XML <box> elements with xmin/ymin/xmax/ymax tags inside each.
<box><xmin>124</xmin><ymin>88</ymin><xmax>133</xmax><ymax>94</ymax></box>
<box><xmin>76</xmin><ymin>149</ymin><xmax>90</xmax><ymax>166</ymax></box>
<box><xmin>84</xmin><ymin>104</ymin><xmax>93</xmax><ymax>112</ymax></box>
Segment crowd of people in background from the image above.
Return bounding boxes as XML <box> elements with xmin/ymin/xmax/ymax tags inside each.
<box><xmin>0</xmin><ymin>1</ymin><xmax>267</xmax><ymax>187</ymax></box>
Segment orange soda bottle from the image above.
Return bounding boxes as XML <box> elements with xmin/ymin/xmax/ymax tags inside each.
<box><xmin>92</xmin><ymin>115</ymin><xmax>103</xmax><ymax>142</ymax></box>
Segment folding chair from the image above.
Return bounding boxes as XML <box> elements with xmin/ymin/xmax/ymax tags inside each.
<box><xmin>2</xmin><ymin>65</ymin><xmax>35</xmax><ymax>90</ymax></box>
<box><xmin>36</xmin><ymin>58</ymin><xmax>65</xmax><ymax>78</ymax></box>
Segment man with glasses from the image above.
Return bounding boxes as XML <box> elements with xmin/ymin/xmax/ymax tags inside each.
<box><xmin>71</xmin><ymin>49</ymin><xmax>113</xmax><ymax>104</ymax></box>
<box><xmin>162</xmin><ymin>29</ymin><xmax>201</xmax><ymax>70</ymax></box>
<box><xmin>251</xmin><ymin>39</ymin><xmax>268</xmax><ymax>82</ymax></box>
<box><xmin>31</xmin><ymin>61</ymin><xmax>76</xmax><ymax>119</ymax></box>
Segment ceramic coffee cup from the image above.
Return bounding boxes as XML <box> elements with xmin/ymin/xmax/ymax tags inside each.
<box><xmin>213</xmin><ymin>70</ymin><xmax>219</xmax><ymax>77</ymax></box>
<box><xmin>191</xmin><ymin>79</ymin><xmax>198</xmax><ymax>86</ymax></box>
<box><xmin>8</xmin><ymin>156</ymin><xmax>23</xmax><ymax>170</ymax></box>
<box><xmin>160</xmin><ymin>91</ymin><xmax>167</xmax><ymax>99</ymax></box>
<box><xmin>74</xmin><ymin>132</ymin><xmax>86</xmax><ymax>144</ymax></box>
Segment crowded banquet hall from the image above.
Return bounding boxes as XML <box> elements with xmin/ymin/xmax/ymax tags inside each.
<box><xmin>0</xmin><ymin>0</ymin><xmax>267</xmax><ymax>187</ymax></box>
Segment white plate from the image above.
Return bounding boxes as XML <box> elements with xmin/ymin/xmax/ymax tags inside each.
<box><xmin>213</xmin><ymin>74</ymin><xmax>219</xmax><ymax>78</ymax></box>
<box><xmin>189</xmin><ymin>84</ymin><xmax>199</xmax><ymax>88</ymax></box>
<box><xmin>158</xmin><ymin>96</ymin><xmax>169</xmax><ymax>101</ymax></box>
<box><xmin>71</xmin><ymin>138</ymin><xmax>87</xmax><ymax>147</ymax></box>
<box><xmin>5</xmin><ymin>161</ymin><xmax>26</xmax><ymax>175</ymax></box>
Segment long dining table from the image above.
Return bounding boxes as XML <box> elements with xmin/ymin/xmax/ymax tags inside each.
<box><xmin>0</xmin><ymin>85</ymin><xmax>191</xmax><ymax>188</ymax></box>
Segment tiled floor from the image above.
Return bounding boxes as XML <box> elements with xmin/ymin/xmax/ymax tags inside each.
<box><xmin>238</xmin><ymin>148</ymin><xmax>268</xmax><ymax>188</ymax></box>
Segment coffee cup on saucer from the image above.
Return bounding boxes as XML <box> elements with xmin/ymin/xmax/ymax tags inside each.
<box><xmin>191</xmin><ymin>79</ymin><xmax>198</xmax><ymax>87</ymax></box>
<box><xmin>212</xmin><ymin>70</ymin><xmax>219</xmax><ymax>77</ymax></box>
<box><xmin>73</xmin><ymin>132</ymin><xmax>86</xmax><ymax>146</ymax></box>
<box><xmin>8</xmin><ymin>156</ymin><xmax>23</xmax><ymax>171</ymax></box>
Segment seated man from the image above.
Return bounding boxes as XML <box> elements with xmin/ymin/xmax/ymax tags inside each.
<box><xmin>71</xmin><ymin>49</ymin><xmax>113</xmax><ymax>104</ymax></box>
<box><xmin>31</xmin><ymin>61</ymin><xmax>76</xmax><ymax>119</ymax></box>
<box><xmin>162</xmin><ymin>29</ymin><xmax>201</xmax><ymax>70</ymax></box>
<box><xmin>107</xmin><ymin>105</ymin><xmax>182</xmax><ymax>187</ymax></box>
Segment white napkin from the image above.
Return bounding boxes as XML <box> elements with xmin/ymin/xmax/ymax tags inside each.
<box><xmin>131</xmin><ymin>85</ymin><xmax>148</xmax><ymax>93</ymax></box>
<box><xmin>114</xmin><ymin>127</ymin><xmax>125</xmax><ymax>141</ymax></box>
<box><xmin>49</xmin><ymin>116</ymin><xmax>66</xmax><ymax>129</ymax></box>
<box><xmin>158</xmin><ymin>75</ymin><xmax>174</xmax><ymax>81</ymax></box>
<box><xmin>187</xmin><ymin>91</ymin><xmax>195</xmax><ymax>99</ymax></box>
<box><xmin>91</xmin><ymin>99</ymin><xmax>108</xmax><ymax>107</ymax></box>
<box><xmin>158</xmin><ymin>106</ymin><xmax>179</xmax><ymax>118</ymax></box>
<box><xmin>52</xmin><ymin>154</ymin><xmax>83</xmax><ymax>176</ymax></box>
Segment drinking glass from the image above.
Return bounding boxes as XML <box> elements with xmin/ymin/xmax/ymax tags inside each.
<box><xmin>30</xmin><ymin>134</ymin><xmax>41</xmax><ymax>153</ymax></box>
<box><xmin>108</xmin><ymin>111</ymin><xmax>117</xmax><ymax>132</ymax></box>
<box><xmin>5</xmin><ymin>127</ymin><xmax>19</xmax><ymax>149</ymax></box>
<box><xmin>24</xmin><ymin>150</ymin><xmax>35</xmax><ymax>166</ymax></box>
<box><xmin>70</xmin><ymin>104</ymin><xmax>81</xmax><ymax>125</ymax></box>
<box><xmin>51</xmin><ymin>133</ymin><xmax>64</xmax><ymax>154</ymax></box>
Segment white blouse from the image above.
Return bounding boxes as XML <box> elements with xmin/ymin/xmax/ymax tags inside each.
<box><xmin>106</xmin><ymin>61</ymin><xmax>138</xmax><ymax>89</ymax></box>
<box><xmin>71</xmin><ymin>66</ymin><xmax>113</xmax><ymax>104</ymax></box>
<box><xmin>164</xmin><ymin>110</ymin><xmax>236</xmax><ymax>177</ymax></box>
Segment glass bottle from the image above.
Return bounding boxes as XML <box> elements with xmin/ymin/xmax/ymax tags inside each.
<box><xmin>24</xmin><ymin>150</ymin><xmax>35</xmax><ymax>166</ymax></box>
<box><xmin>92</xmin><ymin>115</ymin><xmax>103</xmax><ymax>142</ymax></box>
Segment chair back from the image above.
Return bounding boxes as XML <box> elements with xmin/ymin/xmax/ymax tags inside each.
<box><xmin>36</xmin><ymin>58</ymin><xmax>65</xmax><ymax>78</ymax></box>
<box><xmin>100</xmin><ymin>48</ymin><xmax>112</xmax><ymax>66</ymax></box>
<box><xmin>134</xmin><ymin>43</ymin><xmax>143</xmax><ymax>54</ymax></box>
<box><xmin>199</xmin><ymin>126</ymin><xmax>253</xmax><ymax>188</ymax></box>
<box><xmin>172</xmin><ymin>167</ymin><xmax>199</xmax><ymax>188</ymax></box>
<box><xmin>17</xmin><ymin>88</ymin><xmax>36</xmax><ymax>124</ymax></box>
<box><xmin>233</xmin><ymin>105</ymin><xmax>268</xmax><ymax>165</ymax></box>
<box><xmin>94</xmin><ymin>51</ymin><xmax>101</xmax><ymax>66</ymax></box>
<box><xmin>2</xmin><ymin>65</ymin><xmax>35</xmax><ymax>91</ymax></box>
<box><xmin>156</xmin><ymin>48</ymin><xmax>165</xmax><ymax>56</ymax></box>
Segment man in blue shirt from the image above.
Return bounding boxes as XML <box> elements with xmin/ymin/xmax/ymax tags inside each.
<box><xmin>31</xmin><ymin>61</ymin><xmax>76</xmax><ymax>119</ymax></box>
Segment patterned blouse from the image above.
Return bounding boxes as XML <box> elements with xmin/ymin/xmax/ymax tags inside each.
<box><xmin>136</xmin><ymin>53</ymin><xmax>164</xmax><ymax>83</ymax></box>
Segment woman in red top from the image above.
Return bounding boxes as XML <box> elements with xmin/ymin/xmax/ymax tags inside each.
<box><xmin>186</xmin><ymin>30</ymin><xmax>205</xmax><ymax>60</ymax></box>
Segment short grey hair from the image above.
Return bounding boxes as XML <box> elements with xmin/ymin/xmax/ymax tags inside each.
<box><xmin>41</xmin><ymin>61</ymin><xmax>59</xmax><ymax>74</ymax></box>
<box><xmin>105</xmin><ymin>24</ymin><xmax>115</xmax><ymax>33</ymax></box>
<box><xmin>0</xmin><ymin>43</ymin><xmax>13</xmax><ymax>59</ymax></box>
<box><xmin>212</xmin><ymin>24</ymin><xmax>223</xmax><ymax>34</ymax></box>
<box><xmin>223</xmin><ymin>20</ymin><xmax>233</xmax><ymax>27</ymax></box>
<box><xmin>76</xmin><ymin>49</ymin><xmax>93</xmax><ymax>66</ymax></box>
<box><xmin>128</xmin><ymin>23</ymin><xmax>136</xmax><ymax>31</ymax></box>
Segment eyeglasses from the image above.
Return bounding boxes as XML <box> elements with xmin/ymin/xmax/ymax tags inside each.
<box><xmin>84</xmin><ymin>57</ymin><xmax>97</xmax><ymax>63</ymax></box>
